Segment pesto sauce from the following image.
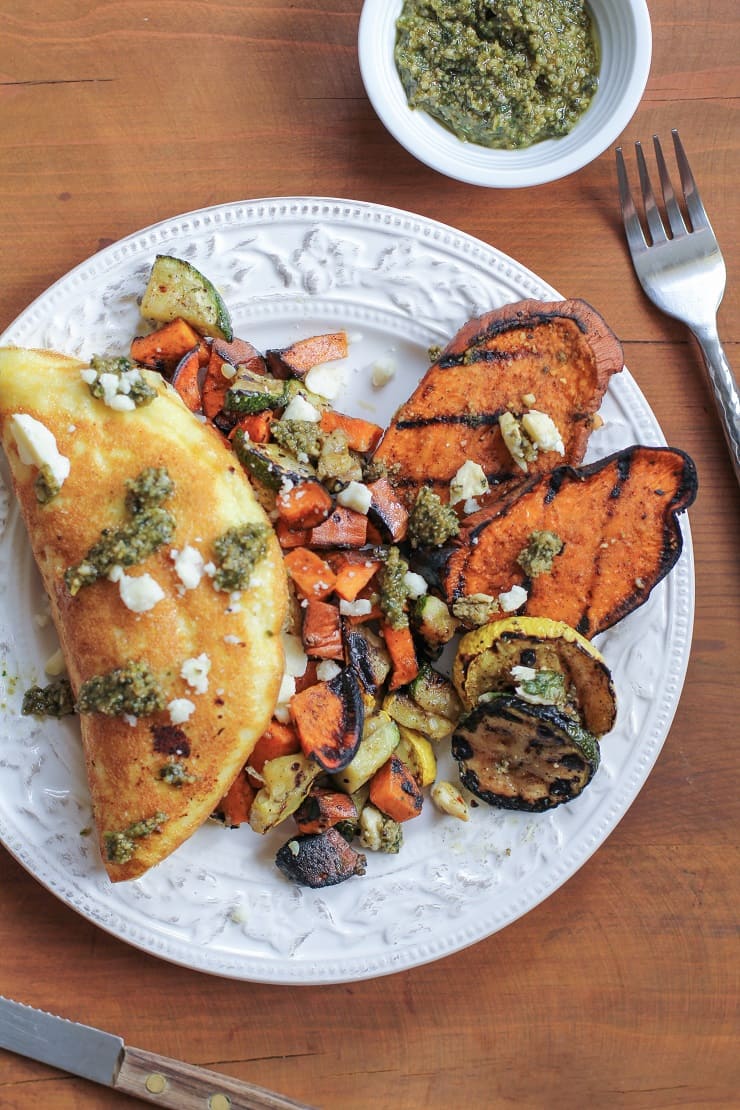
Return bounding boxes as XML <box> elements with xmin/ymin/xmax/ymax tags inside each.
<box><xmin>22</xmin><ymin>678</ymin><xmax>75</xmax><ymax>719</ymax></box>
<box><xmin>408</xmin><ymin>485</ymin><xmax>460</xmax><ymax>549</ymax></box>
<box><xmin>104</xmin><ymin>811</ymin><xmax>168</xmax><ymax>865</ymax></box>
<box><xmin>77</xmin><ymin>660</ymin><xmax>166</xmax><ymax>717</ymax></box>
<box><xmin>378</xmin><ymin>545</ymin><xmax>411</xmax><ymax>630</ymax></box>
<box><xmin>271</xmin><ymin>419</ymin><xmax>324</xmax><ymax>462</ymax></box>
<box><xmin>34</xmin><ymin>463</ymin><xmax>61</xmax><ymax>505</ymax></box>
<box><xmin>158</xmin><ymin>759</ymin><xmax>196</xmax><ymax>787</ymax></box>
<box><xmin>212</xmin><ymin>522</ymin><xmax>269</xmax><ymax>592</ymax></box>
<box><xmin>87</xmin><ymin>355</ymin><xmax>157</xmax><ymax>407</ymax></box>
<box><xmin>395</xmin><ymin>0</ymin><xmax>599</xmax><ymax>150</ymax></box>
<box><xmin>65</xmin><ymin>467</ymin><xmax>175</xmax><ymax>595</ymax></box>
<box><xmin>517</xmin><ymin>530</ymin><xmax>564</xmax><ymax>577</ymax></box>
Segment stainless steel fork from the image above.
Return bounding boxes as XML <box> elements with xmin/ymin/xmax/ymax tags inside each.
<box><xmin>616</xmin><ymin>129</ymin><xmax>740</xmax><ymax>485</ymax></box>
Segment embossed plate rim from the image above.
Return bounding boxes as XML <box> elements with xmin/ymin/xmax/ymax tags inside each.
<box><xmin>0</xmin><ymin>196</ymin><xmax>694</xmax><ymax>983</ymax></box>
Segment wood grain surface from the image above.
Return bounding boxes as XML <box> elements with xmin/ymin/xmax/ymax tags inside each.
<box><xmin>0</xmin><ymin>3</ymin><xmax>738</xmax><ymax>1108</ymax></box>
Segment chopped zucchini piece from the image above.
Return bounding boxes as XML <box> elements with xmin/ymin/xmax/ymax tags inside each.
<box><xmin>411</xmin><ymin>594</ymin><xmax>458</xmax><ymax>659</ymax></box>
<box><xmin>331</xmin><ymin>711</ymin><xmax>400</xmax><ymax>794</ymax></box>
<box><xmin>234</xmin><ymin>437</ymin><xmax>316</xmax><ymax>491</ymax></box>
<box><xmin>140</xmin><ymin>254</ymin><xmax>233</xmax><ymax>341</ymax></box>
<box><xmin>225</xmin><ymin>367</ymin><xmax>290</xmax><ymax>414</ymax></box>
<box><xmin>382</xmin><ymin>690</ymin><xmax>455</xmax><ymax>742</ymax></box>
<box><xmin>452</xmin><ymin>616</ymin><xmax>616</xmax><ymax>736</ymax></box>
<box><xmin>394</xmin><ymin>725</ymin><xmax>437</xmax><ymax>787</ymax></box>
<box><xmin>249</xmin><ymin>753</ymin><xmax>322</xmax><ymax>834</ymax></box>
<box><xmin>408</xmin><ymin>663</ymin><xmax>463</xmax><ymax>724</ymax></box>
<box><xmin>452</xmin><ymin>694</ymin><xmax>600</xmax><ymax>812</ymax></box>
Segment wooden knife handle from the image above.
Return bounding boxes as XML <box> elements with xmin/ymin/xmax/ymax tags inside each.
<box><xmin>115</xmin><ymin>1045</ymin><xmax>317</xmax><ymax>1110</ymax></box>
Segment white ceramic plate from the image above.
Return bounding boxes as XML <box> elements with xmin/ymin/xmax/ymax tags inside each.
<box><xmin>0</xmin><ymin>198</ymin><xmax>693</xmax><ymax>984</ymax></box>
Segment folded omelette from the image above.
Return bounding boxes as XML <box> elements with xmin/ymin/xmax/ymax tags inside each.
<box><xmin>0</xmin><ymin>346</ymin><xmax>287</xmax><ymax>881</ymax></box>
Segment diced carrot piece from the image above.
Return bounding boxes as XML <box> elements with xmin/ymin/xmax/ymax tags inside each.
<box><xmin>275</xmin><ymin>520</ymin><xmax>312</xmax><ymax>550</ymax></box>
<box><xmin>365</xmin><ymin>520</ymin><xmax>384</xmax><ymax>546</ymax></box>
<box><xmin>283</xmin><ymin>547</ymin><xmax>336</xmax><ymax>600</ymax></box>
<box><xmin>130</xmin><ymin>318</ymin><xmax>202</xmax><ymax>373</ymax></box>
<box><xmin>290</xmin><ymin>670</ymin><xmax>363</xmax><ymax>772</ymax></box>
<box><xmin>294</xmin><ymin>788</ymin><xmax>358</xmax><ymax>834</ymax></box>
<box><xmin>310</xmin><ymin>507</ymin><xmax>368</xmax><ymax>549</ymax></box>
<box><xmin>171</xmin><ymin>346</ymin><xmax>203</xmax><ymax>412</ymax></box>
<box><xmin>302</xmin><ymin>599</ymin><xmax>344</xmax><ymax>660</ymax></box>
<box><xmin>228</xmin><ymin>411</ymin><xmax>273</xmax><ymax>444</ymax></box>
<box><xmin>319</xmin><ymin>410</ymin><xmax>383</xmax><ymax>453</ymax></box>
<box><xmin>369</xmin><ymin>756</ymin><xmax>423</xmax><ymax>822</ymax></box>
<box><xmin>219</xmin><ymin>770</ymin><xmax>257</xmax><ymax>827</ymax></box>
<box><xmin>202</xmin><ymin>337</ymin><xmax>266</xmax><ymax>421</ymax></box>
<box><xmin>294</xmin><ymin>659</ymin><xmax>319</xmax><ymax>693</ymax></box>
<box><xmin>382</xmin><ymin>622</ymin><xmax>419</xmax><ymax>690</ymax></box>
<box><xmin>329</xmin><ymin>552</ymin><xmax>382</xmax><ymax>602</ymax></box>
<box><xmin>248</xmin><ymin>720</ymin><xmax>301</xmax><ymax>776</ymax></box>
<box><xmin>266</xmin><ymin>332</ymin><xmax>348</xmax><ymax>380</ymax></box>
<box><xmin>276</xmin><ymin>479</ymin><xmax>333</xmax><ymax>529</ymax></box>
<box><xmin>201</xmin><ymin>349</ymin><xmax>233</xmax><ymax>421</ymax></box>
<box><xmin>367</xmin><ymin>477</ymin><xmax>409</xmax><ymax>542</ymax></box>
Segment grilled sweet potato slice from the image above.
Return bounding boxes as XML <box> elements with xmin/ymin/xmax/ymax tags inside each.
<box><xmin>440</xmin><ymin>446</ymin><xmax>697</xmax><ymax>638</ymax></box>
<box><xmin>373</xmin><ymin>299</ymin><xmax>623</xmax><ymax>500</ymax></box>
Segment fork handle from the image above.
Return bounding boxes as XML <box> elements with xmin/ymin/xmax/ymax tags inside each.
<box><xmin>691</xmin><ymin>324</ymin><xmax>740</xmax><ymax>486</ymax></box>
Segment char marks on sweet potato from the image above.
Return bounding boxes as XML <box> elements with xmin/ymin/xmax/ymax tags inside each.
<box><xmin>373</xmin><ymin>299</ymin><xmax>623</xmax><ymax>498</ymax></box>
<box><xmin>440</xmin><ymin>446</ymin><xmax>697</xmax><ymax>638</ymax></box>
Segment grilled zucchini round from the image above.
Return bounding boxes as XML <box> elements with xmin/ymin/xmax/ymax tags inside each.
<box><xmin>452</xmin><ymin>616</ymin><xmax>616</xmax><ymax>736</ymax></box>
<box><xmin>452</xmin><ymin>694</ymin><xmax>600</xmax><ymax>812</ymax></box>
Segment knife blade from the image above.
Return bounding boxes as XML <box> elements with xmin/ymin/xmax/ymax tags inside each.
<box><xmin>0</xmin><ymin>996</ymin><xmax>316</xmax><ymax>1110</ymax></box>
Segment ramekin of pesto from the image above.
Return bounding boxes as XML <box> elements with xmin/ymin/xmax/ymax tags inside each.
<box><xmin>394</xmin><ymin>0</ymin><xmax>599</xmax><ymax>150</ymax></box>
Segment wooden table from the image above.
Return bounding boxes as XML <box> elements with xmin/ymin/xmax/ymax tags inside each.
<box><xmin>1</xmin><ymin>3</ymin><xmax>737</xmax><ymax>1107</ymax></box>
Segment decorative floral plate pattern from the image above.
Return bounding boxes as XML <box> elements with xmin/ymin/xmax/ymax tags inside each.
<box><xmin>0</xmin><ymin>198</ymin><xmax>694</xmax><ymax>984</ymax></box>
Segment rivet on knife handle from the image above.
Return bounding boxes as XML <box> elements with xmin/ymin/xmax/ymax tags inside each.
<box><xmin>115</xmin><ymin>1045</ymin><xmax>317</xmax><ymax>1110</ymax></box>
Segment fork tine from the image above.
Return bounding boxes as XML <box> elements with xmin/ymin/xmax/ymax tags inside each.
<box><xmin>615</xmin><ymin>146</ymin><xmax>647</xmax><ymax>256</ymax></box>
<box><xmin>672</xmin><ymin>129</ymin><xmax>710</xmax><ymax>232</ymax></box>
<box><xmin>635</xmin><ymin>142</ymin><xmax>668</xmax><ymax>245</ymax></box>
<box><xmin>652</xmin><ymin>135</ymin><xmax>688</xmax><ymax>238</ymax></box>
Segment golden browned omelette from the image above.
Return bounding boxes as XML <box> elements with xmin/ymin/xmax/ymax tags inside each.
<box><xmin>0</xmin><ymin>346</ymin><xmax>287</xmax><ymax>881</ymax></box>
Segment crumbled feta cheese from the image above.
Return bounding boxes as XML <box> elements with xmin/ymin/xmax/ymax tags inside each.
<box><xmin>108</xmin><ymin>566</ymin><xmax>165</xmax><ymax>613</ymax></box>
<box><xmin>79</xmin><ymin>368</ymin><xmax>97</xmax><ymax>385</ymax></box>
<box><xmin>403</xmin><ymin>571</ymin><xmax>428</xmax><ymax>599</ymax></box>
<box><xmin>168</xmin><ymin>698</ymin><xmax>195</xmax><ymax>725</ymax></box>
<box><xmin>223</xmin><ymin>634</ymin><xmax>241</xmax><ymax>645</ymax></box>
<box><xmin>282</xmin><ymin>632</ymin><xmax>309</xmax><ymax>678</ymax></box>
<box><xmin>498</xmin><ymin>584</ymin><xmax>528</xmax><ymax>612</ymax></box>
<box><xmin>339</xmin><ymin>598</ymin><xmax>372</xmax><ymax>617</ymax></box>
<box><xmin>170</xmin><ymin>544</ymin><xmax>205</xmax><ymax>590</ymax></box>
<box><xmin>281</xmin><ymin>394</ymin><xmax>322</xmax><ymax>423</ymax></box>
<box><xmin>180</xmin><ymin>653</ymin><xmax>211</xmax><ymax>695</ymax></box>
<box><xmin>463</xmin><ymin>499</ymin><xmax>480</xmax><ymax>515</ymax></box>
<box><xmin>521</xmin><ymin>410</ymin><xmax>565</xmax><ymax>456</ymax></box>
<box><xmin>336</xmin><ymin>481</ymin><xmax>372</xmax><ymax>515</ymax></box>
<box><xmin>371</xmin><ymin>358</ymin><xmax>396</xmax><ymax>388</ymax></box>
<box><xmin>107</xmin><ymin>394</ymin><xmax>137</xmax><ymax>412</ymax></box>
<box><xmin>316</xmin><ymin>660</ymin><xmax>342</xmax><ymax>682</ymax></box>
<box><xmin>203</xmin><ymin>561</ymin><xmax>217</xmax><ymax>578</ymax></box>
<box><xmin>304</xmin><ymin>361</ymin><xmax>347</xmax><ymax>400</ymax></box>
<box><xmin>511</xmin><ymin>665</ymin><xmax>537</xmax><ymax>683</ymax></box>
<box><xmin>273</xmin><ymin>672</ymin><xmax>296</xmax><ymax>723</ymax></box>
<box><xmin>44</xmin><ymin>648</ymin><xmax>66</xmax><ymax>677</ymax></box>
<box><xmin>449</xmin><ymin>459</ymin><xmax>489</xmax><ymax>506</ymax></box>
<box><xmin>123</xmin><ymin>713</ymin><xmax>138</xmax><ymax>727</ymax></box>
<box><xmin>9</xmin><ymin>414</ymin><xmax>70</xmax><ymax>491</ymax></box>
